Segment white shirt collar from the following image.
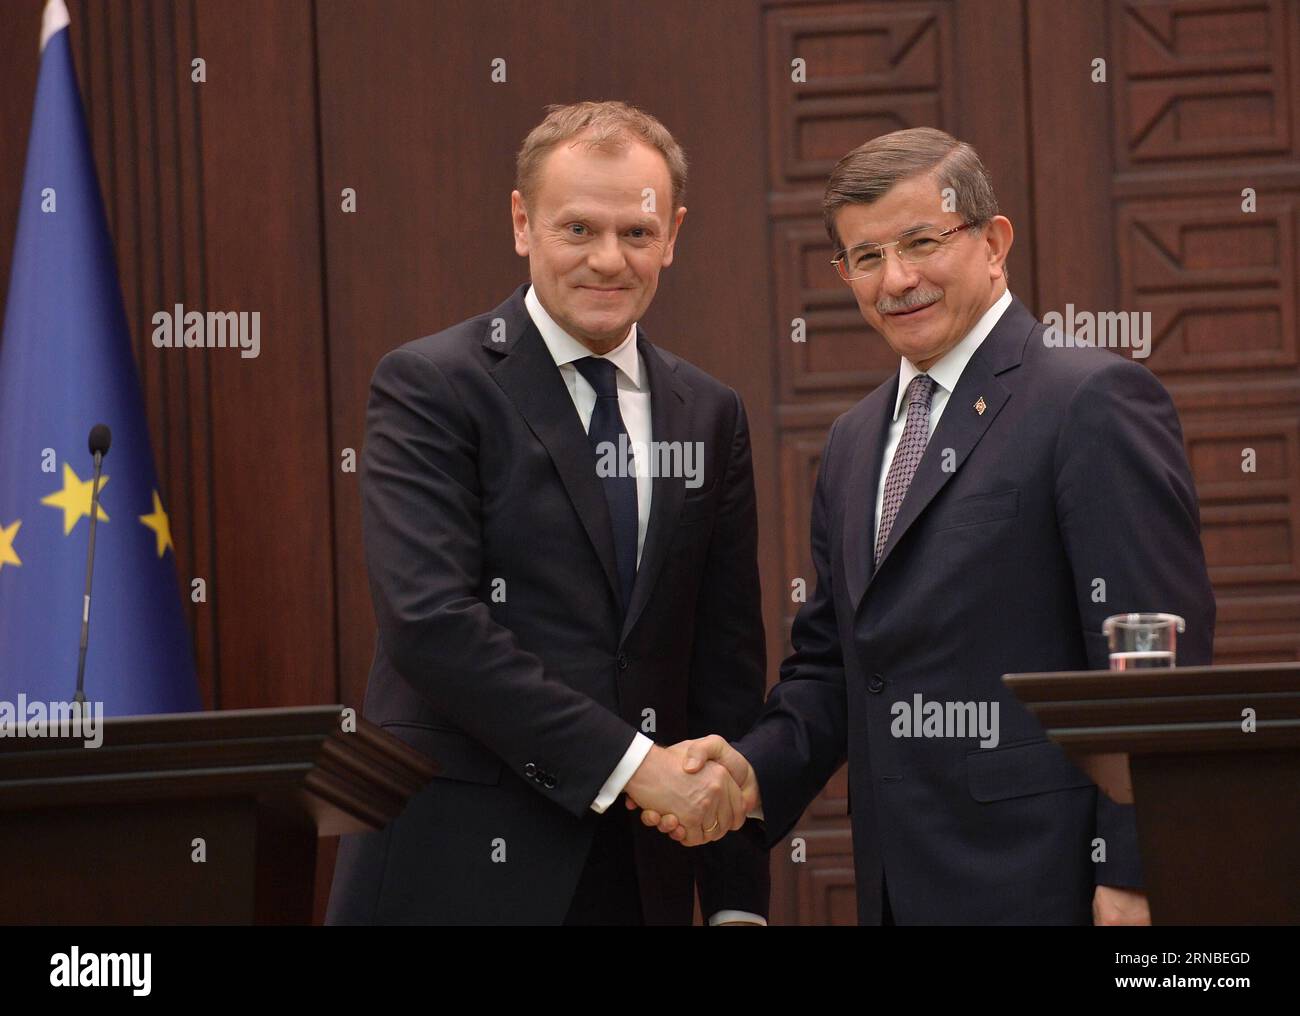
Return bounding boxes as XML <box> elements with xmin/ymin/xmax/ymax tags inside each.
<box><xmin>892</xmin><ymin>288</ymin><xmax>1013</xmax><ymax>420</ymax></box>
<box><xmin>525</xmin><ymin>284</ymin><xmax>643</xmax><ymax>389</ymax></box>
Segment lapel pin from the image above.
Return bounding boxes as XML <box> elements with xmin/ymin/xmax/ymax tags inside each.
<box><xmin>974</xmin><ymin>396</ymin><xmax>987</xmax><ymax>416</ymax></box>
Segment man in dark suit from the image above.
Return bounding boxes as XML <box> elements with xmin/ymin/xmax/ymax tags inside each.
<box><xmin>325</xmin><ymin>101</ymin><xmax>769</xmax><ymax>925</ymax></box>
<box><xmin>641</xmin><ymin>127</ymin><xmax>1215</xmax><ymax>925</ymax></box>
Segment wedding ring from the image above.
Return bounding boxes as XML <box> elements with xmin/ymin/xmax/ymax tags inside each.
<box><xmin>703</xmin><ymin>817</ymin><xmax>719</xmax><ymax>833</ymax></box>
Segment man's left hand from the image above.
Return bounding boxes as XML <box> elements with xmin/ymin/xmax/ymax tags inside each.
<box><xmin>1093</xmin><ymin>885</ymin><xmax>1150</xmax><ymax>925</ymax></box>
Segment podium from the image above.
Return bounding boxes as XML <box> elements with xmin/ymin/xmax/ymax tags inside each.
<box><xmin>0</xmin><ymin>707</ymin><xmax>434</xmax><ymax>924</ymax></box>
<box><xmin>1004</xmin><ymin>662</ymin><xmax>1300</xmax><ymax>924</ymax></box>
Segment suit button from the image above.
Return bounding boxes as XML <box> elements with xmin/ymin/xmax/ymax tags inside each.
<box><xmin>616</xmin><ymin>652</ymin><xmax>629</xmax><ymax>671</ymax></box>
<box><xmin>868</xmin><ymin>674</ymin><xmax>885</xmax><ymax>694</ymax></box>
<box><xmin>544</xmin><ymin>776</ymin><xmax>557</xmax><ymax>789</ymax></box>
<box><xmin>524</xmin><ymin>762</ymin><xmax>537</xmax><ymax>778</ymax></box>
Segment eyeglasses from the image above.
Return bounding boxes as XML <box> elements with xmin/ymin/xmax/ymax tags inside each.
<box><xmin>831</xmin><ymin>220</ymin><xmax>981</xmax><ymax>281</ymax></box>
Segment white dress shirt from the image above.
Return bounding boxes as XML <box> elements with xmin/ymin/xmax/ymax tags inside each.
<box><xmin>526</xmin><ymin>284</ymin><xmax>652</xmax><ymax>563</ymax></box>
<box><xmin>873</xmin><ymin>288</ymin><xmax>1013</xmax><ymax>543</ymax></box>
<box><xmin>525</xmin><ymin>286</ymin><xmax>764</xmax><ymax>925</ymax></box>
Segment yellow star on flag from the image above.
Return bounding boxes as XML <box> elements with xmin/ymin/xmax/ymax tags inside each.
<box><xmin>40</xmin><ymin>464</ymin><xmax>109</xmax><ymax>535</ymax></box>
<box><xmin>0</xmin><ymin>519</ymin><xmax>20</xmax><ymax>571</ymax></box>
<box><xmin>139</xmin><ymin>489</ymin><xmax>173</xmax><ymax>557</ymax></box>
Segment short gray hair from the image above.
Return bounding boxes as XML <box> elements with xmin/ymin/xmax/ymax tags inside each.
<box><xmin>823</xmin><ymin>127</ymin><xmax>999</xmax><ymax>251</ymax></box>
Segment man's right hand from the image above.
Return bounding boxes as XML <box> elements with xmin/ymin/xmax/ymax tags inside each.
<box><xmin>622</xmin><ymin>743</ymin><xmax>746</xmax><ymax>846</ymax></box>
<box><xmin>627</xmin><ymin>736</ymin><xmax>761</xmax><ymax>844</ymax></box>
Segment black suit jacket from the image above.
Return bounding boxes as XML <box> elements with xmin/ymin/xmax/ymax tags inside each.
<box><xmin>734</xmin><ymin>293</ymin><xmax>1214</xmax><ymax>925</ymax></box>
<box><xmin>326</xmin><ymin>283</ymin><xmax>770</xmax><ymax>924</ymax></box>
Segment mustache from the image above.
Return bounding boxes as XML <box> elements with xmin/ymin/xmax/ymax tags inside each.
<box><xmin>877</xmin><ymin>289</ymin><xmax>943</xmax><ymax>315</ymax></box>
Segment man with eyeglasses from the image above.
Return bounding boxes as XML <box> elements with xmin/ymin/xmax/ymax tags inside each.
<box><xmin>638</xmin><ymin>126</ymin><xmax>1215</xmax><ymax>926</ymax></box>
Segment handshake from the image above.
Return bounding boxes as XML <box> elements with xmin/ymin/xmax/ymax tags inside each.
<box><xmin>622</xmin><ymin>735</ymin><xmax>761</xmax><ymax>846</ymax></box>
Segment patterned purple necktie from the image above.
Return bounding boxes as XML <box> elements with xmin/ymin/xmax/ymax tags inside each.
<box><xmin>875</xmin><ymin>374</ymin><xmax>935</xmax><ymax>566</ymax></box>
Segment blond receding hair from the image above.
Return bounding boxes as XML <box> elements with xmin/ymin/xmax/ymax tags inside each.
<box><xmin>515</xmin><ymin>100</ymin><xmax>688</xmax><ymax>211</ymax></box>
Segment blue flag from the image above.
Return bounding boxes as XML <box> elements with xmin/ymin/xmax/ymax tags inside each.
<box><xmin>0</xmin><ymin>5</ymin><xmax>201</xmax><ymax>715</ymax></box>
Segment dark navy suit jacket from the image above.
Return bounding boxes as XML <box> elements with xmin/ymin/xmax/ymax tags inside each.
<box><xmin>327</xmin><ymin>284</ymin><xmax>770</xmax><ymax>924</ymax></box>
<box><xmin>734</xmin><ymin>293</ymin><xmax>1214</xmax><ymax>925</ymax></box>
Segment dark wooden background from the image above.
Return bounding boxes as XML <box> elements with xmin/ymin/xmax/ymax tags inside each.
<box><xmin>2</xmin><ymin>0</ymin><xmax>1297</xmax><ymax>925</ymax></box>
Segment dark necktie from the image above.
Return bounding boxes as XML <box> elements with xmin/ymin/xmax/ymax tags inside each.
<box><xmin>875</xmin><ymin>374</ymin><xmax>935</xmax><ymax>566</ymax></box>
<box><xmin>573</xmin><ymin>356</ymin><xmax>638</xmax><ymax>613</ymax></box>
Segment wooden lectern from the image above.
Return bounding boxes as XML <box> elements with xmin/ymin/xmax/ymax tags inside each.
<box><xmin>0</xmin><ymin>706</ymin><xmax>434</xmax><ymax>924</ymax></box>
<box><xmin>1004</xmin><ymin>662</ymin><xmax>1300</xmax><ymax>924</ymax></box>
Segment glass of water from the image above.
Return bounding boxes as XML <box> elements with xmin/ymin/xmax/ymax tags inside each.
<box><xmin>1103</xmin><ymin>613</ymin><xmax>1185</xmax><ymax>669</ymax></box>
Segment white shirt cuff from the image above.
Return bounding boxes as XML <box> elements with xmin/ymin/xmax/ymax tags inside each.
<box><xmin>591</xmin><ymin>732</ymin><xmax>654</xmax><ymax>813</ymax></box>
<box><xmin>709</xmin><ymin>910</ymin><xmax>767</xmax><ymax>926</ymax></box>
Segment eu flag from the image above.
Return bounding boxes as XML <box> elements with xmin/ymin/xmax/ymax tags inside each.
<box><xmin>0</xmin><ymin>1</ymin><xmax>201</xmax><ymax>714</ymax></box>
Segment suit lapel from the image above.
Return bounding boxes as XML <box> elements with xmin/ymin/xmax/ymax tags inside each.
<box><xmin>621</xmin><ymin>333</ymin><xmax>693</xmax><ymax>641</ymax></box>
<box><xmin>487</xmin><ymin>286</ymin><xmax>623</xmax><ymax>608</ymax></box>
<box><xmin>852</xmin><ymin>295</ymin><xmax>1037</xmax><ymax>613</ymax></box>
<box><xmin>867</xmin><ymin>360</ymin><xmax>1011</xmax><ymax>581</ymax></box>
<box><xmin>842</xmin><ymin>378</ymin><xmax>896</xmax><ymax>613</ymax></box>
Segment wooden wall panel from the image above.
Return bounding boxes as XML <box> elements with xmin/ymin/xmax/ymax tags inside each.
<box><xmin>1032</xmin><ymin>0</ymin><xmax>1300</xmax><ymax>665</ymax></box>
<box><xmin>0</xmin><ymin>5</ymin><xmax>43</xmax><ymax>377</ymax></box>
<box><xmin>190</xmin><ymin>0</ymin><xmax>337</xmax><ymax>706</ymax></box>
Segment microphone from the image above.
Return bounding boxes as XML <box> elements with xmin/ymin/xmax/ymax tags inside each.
<box><xmin>88</xmin><ymin>424</ymin><xmax>111</xmax><ymax>458</ymax></box>
<box><xmin>74</xmin><ymin>424</ymin><xmax>111</xmax><ymax>718</ymax></box>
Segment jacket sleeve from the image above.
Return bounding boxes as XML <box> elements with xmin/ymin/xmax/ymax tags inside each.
<box><xmin>1053</xmin><ymin>356</ymin><xmax>1216</xmax><ymax>887</ymax></box>
<box><xmin>688</xmin><ymin>392</ymin><xmax>772</xmax><ymax>919</ymax></box>
<box><xmin>733</xmin><ymin>416</ymin><xmax>850</xmax><ymax>847</ymax></box>
<box><xmin>361</xmin><ymin>347</ymin><xmax>638</xmax><ymax>818</ymax></box>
